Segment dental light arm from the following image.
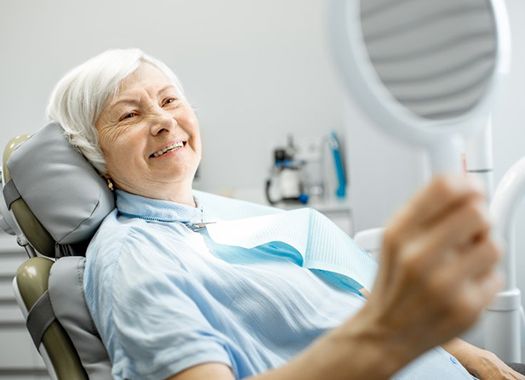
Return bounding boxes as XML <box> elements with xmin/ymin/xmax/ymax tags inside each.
<box><xmin>483</xmin><ymin>157</ymin><xmax>525</xmax><ymax>362</ymax></box>
<box><xmin>491</xmin><ymin>157</ymin><xmax>525</xmax><ymax>291</ymax></box>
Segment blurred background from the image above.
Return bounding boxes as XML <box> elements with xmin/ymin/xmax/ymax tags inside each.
<box><xmin>0</xmin><ymin>0</ymin><xmax>524</xmax><ymax>377</ymax></box>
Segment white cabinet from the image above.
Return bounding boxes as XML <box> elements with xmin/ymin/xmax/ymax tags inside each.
<box><xmin>269</xmin><ymin>198</ymin><xmax>354</xmax><ymax>236</ymax></box>
<box><xmin>227</xmin><ymin>188</ymin><xmax>354</xmax><ymax>235</ymax></box>
<box><xmin>305</xmin><ymin>199</ymin><xmax>353</xmax><ymax>236</ymax></box>
<box><xmin>0</xmin><ymin>234</ymin><xmax>49</xmax><ymax>380</ymax></box>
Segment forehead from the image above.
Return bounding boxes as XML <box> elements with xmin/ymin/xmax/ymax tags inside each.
<box><xmin>117</xmin><ymin>63</ymin><xmax>172</xmax><ymax>96</ymax></box>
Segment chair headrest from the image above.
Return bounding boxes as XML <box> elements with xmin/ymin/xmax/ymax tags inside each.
<box><xmin>3</xmin><ymin>123</ymin><xmax>115</xmax><ymax>257</ymax></box>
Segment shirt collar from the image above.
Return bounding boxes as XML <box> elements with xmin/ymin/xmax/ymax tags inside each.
<box><xmin>115</xmin><ymin>189</ymin><xmax>204</xmax><ymax>223</ymax></box>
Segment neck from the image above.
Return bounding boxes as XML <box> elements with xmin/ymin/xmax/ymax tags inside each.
<box><xmin>117</xmin><ymin>180</ymin><xmax>196</xmax><ymax>207</ymax></box>
<box><xmin>161</xmin><ymin>190</ymin><xmax>195</xmax><ymax>206</ymax></box>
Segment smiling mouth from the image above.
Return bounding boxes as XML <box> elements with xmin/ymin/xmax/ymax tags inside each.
<box><xmin>150</xmin><ymin>141</ymin><xmax>187</xmax><ymax>158</ymax></box>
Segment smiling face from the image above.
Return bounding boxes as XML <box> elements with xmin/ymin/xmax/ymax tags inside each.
<box><xmin>95</xmin><ymin>63</ymin><xmax>201</xmax><ymax>204</ymax></box>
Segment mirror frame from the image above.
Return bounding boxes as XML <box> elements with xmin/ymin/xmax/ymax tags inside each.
<box><xmin>329</xmin><ymin>0</ymin><xmax>511</xmax><ymax>146</ymax></box>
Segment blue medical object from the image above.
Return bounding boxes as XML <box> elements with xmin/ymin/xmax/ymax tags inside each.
<box><xmin>328</xmin><ymin>131</ymin><xmax>346</xmax><ymax>199</ymax></box>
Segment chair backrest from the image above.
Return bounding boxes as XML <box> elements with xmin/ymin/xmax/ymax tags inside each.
<box><xmin>13</xmin><ymin>257</ymin><xmax>89</xmax><ymax>380</ymax></box>
<box><xmin>2</xmin><ymin>123</ymin><xmax>115</xmax><ymax>379</ymax></box>
<box><xmin>353</xmin><ymin>227</ymin><xmax>384</xmax><ymax>260</ymax></box>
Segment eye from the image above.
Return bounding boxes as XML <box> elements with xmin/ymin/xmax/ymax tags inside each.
<box><xmin>119</xmin><ymin>112</ymin><xmax>138</xmax><ymax>122</ymax></box>
<box><xmin>162</xmin><ymin>97</ymin><xmax>178</xmax><ymax>107</ymax></box>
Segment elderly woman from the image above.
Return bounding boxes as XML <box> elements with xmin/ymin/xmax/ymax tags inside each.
<box><xmin>46</xmin><ymin>49</ymin><xmax>523</xmax><ymax>380</ymax></box>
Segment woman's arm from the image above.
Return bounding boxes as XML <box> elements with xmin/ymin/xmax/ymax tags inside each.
<box><xmin>168</xmin><ymin>175</ymin><xmax>502</xmax><ymax>380</ymax></box>
<box><xmin>166</xmin><ymin>309</ymin><xmax>419</xmax><ymax>380</ymax></box>
<box><xmin>444</xmin><ymin>338</ymin><xmax>525</xmax><ymax>379</ymax></box>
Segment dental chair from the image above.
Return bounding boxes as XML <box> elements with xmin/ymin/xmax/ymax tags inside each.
<box><xmin>1</xmin><ymin>122</ymin><xmax>283</xmax><ymax>380</ymax></box>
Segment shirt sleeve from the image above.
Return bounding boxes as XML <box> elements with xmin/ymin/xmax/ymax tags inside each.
<box><xmin>109</xmin><ymin>227</ymin><xmax>234</xmax><ymax>380</ymax></box>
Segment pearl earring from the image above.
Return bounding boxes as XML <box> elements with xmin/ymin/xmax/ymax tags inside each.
<box><xmin>106</xmin><ymin>178</ymin><xmax>114</xmax><ymax>191</ymax></box>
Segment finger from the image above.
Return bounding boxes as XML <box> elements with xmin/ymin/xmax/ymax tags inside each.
<box><xmin>419</xmin><ymin>197</ymin><xmax>491</xmax><ymax>255</ymax></box>
<box><xmin>455</xmin><ymin>236</ymin><xmax>503</xmax><ymax>280</ymax></box>
<box><xmin>437</xmin><ymin>270</ymin><xmax>502</xmax><ymax>332</ymax></box>
<box><xmin>465</xmin><ymin>270</ymin><xmax>504</xmax><ymax>312</ymax></box>
<box><xmin>377</xmin><ymin>198</ymin><xmax>490</xmax><ymax>292</ymax></box>
<box><xmin>390</xmin><ymin>198</ymin><xmax>492</xmax><ymax>282</ymax></box>
<box><xmin>510</xmin><ymin>368</ymin><xmax>525</xmax><ymax>380</ymax></box>
<box><xmin>391</xmin><ymin>175</ymin><xmax>485</xmax><ymax>234</ymax></box>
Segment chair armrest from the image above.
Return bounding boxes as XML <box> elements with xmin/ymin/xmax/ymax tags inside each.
<box><xmin>354</xmin><ymin>227</ymin><xmax>384</xmax><ymax>259</ymax></box>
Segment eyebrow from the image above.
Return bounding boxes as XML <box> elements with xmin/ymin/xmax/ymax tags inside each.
<box><xmin>109</xmin><ymin>85</ymin><xmax>178</xmax><ymax>109</ymax></box>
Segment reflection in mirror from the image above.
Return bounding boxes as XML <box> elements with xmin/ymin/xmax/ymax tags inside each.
<box><xmin>360</xmin><ymin>0</ymin><xmax>497</xmax><ymax>121</ymax></box>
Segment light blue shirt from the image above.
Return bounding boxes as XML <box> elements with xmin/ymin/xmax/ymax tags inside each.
<box><xmin>84</xmin><ymin>190</ymin><xmax>475</xmax><ymax>379</ymax></box>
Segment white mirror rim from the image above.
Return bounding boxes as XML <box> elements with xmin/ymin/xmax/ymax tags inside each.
<box><xmin>329</xmin><ymin>0</ymin><xmax>511</xmax><ymax>146</ymax></box>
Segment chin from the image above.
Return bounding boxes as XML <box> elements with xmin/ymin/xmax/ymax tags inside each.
<box><xmin>161</xmin><ymin>168</ymin><xmax>196</xmax><ymax>184</ymax></box>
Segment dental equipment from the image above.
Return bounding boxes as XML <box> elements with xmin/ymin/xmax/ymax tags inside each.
<box><xmin>330</xmin><ymin>0</ymin><xmax>522</xmax><ymax>362</ymax></box>
<box><xmin>486</xmin><ymin>159</ymin><xmax>525</xmax><ymax>361</ymax></box>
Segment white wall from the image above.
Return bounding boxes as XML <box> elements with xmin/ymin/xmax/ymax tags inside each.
<box><xmin>0</xmin><ymin>0</ymin><xmax>344</xmax><ymax>195</ymax></box>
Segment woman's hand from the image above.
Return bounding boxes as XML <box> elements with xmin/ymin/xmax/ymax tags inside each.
<box><xmin>344</xmin><ymin>175</ymin><xmax>504</xmax><ymax>371</ymax></box>
<box><xmin>444</xmin><ymin>338</ymin><xmax>525</xmax><ymax>380</ymax></box>
<box><xmin>466</xmin><ymin>350</ymin><xmax>525</xmax><ymax>380</ymax></box>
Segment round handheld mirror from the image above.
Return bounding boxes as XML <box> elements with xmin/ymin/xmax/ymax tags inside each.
<box><xmin>330</xmin><ymin>0</ymin><xmax>510</xmax><ymax>174</ymax></box>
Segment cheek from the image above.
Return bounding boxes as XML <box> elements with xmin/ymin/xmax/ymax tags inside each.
<box><xmin>101</xmin><ymin>131</ymin><xmax>145</xmax><ymax>170</ymax></box>
<box><xmin>176</xmin><ymin>108</ymin><xmax>199</xmax><ymax>132</ymax></box>
<box><xmin>187</xmin><ymin>116</ymin><xmax>201</xmax><ymax>144</ymax></box>
<box><xmin>99</xmin><ymin>125</ymin><xmax>126</xmax><ymax>148</ymax></box>
<box><xmin>103</xmin><ymin>146</ymin><xmax>126</xmax><ymax>176</ymax></box>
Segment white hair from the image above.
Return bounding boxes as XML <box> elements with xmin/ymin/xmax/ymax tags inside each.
<box><xmin>46</xmin><ymin>48</ymin><xmax>186</xmax><ymax>174</ymax></box>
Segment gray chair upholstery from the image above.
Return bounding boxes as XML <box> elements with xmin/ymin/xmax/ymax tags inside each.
<box><xmin>49</xmin><ymin>256</ymin><xmax>112</xmax><ymax>379</ymax></box>
<box><xmin>2</xmin><ymin>123</ymin><xmax>115</xmax><ymax>379</ymax></box>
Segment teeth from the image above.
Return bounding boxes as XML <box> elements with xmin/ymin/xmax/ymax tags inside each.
<box><xmin>152</xmin><ymin>142</ymin><xmax>184</xmax><ymax>157</ymax></box>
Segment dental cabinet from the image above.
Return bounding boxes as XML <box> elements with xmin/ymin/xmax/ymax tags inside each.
<box><xmin>282</xmin><ymin>199</ymin><xmax>353</xmax><ymax>236</ymax></box>
<box><xmin>228</xmin><ymin>188</ymin><xmax>353</xmax><ymax>235</ymax></box>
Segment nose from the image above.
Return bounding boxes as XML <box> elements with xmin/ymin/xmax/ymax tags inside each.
<box><xmin>149</xmin><ymin>108</ymin><xmax>177</xmax><ymax>136</ymax></box>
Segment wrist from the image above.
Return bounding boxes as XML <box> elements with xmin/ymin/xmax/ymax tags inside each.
<box><xmin>442</xmin><ymin>338</ymin><xmax>481</xmax><ymax>370</ymax></box>
<box><xmin>442</xmin><ymin>338</ymin><xmax>505</xmax><ymax>380</ymax></box>
<box><xmin>329</xmin><ymin>306</ymin><xmax>418</xmax><ymax>379</ymax></box>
